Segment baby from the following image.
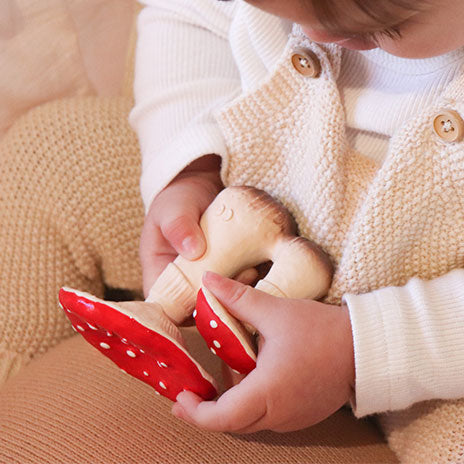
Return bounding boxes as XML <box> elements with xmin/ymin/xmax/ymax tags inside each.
<box><xmin>130</xmin><ymin>0</ymin><xmax>464</xmax><ymax>459</ymax></box>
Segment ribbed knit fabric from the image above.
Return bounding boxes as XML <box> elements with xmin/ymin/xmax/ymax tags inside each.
<box><xmin>0</xmin><ymin>96</ymin><xmax>143</xmax><ymax>384</ymax></box>
<box><xmin>130</xmin><ymin>0</ymin><xmax>241</xmax><ymax>212</ymax></box>
<box><xmin>339</xmin><ymin>46</ymin><xmax>464</xmax><ymax>164</ymax></box>
<box><xmin>0</xmin><ymin>331</ymin><xmax>397</xmax><ymax>464</ymax></box>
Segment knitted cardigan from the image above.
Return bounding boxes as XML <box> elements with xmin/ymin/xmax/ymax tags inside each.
<box><xmin>131</xmin><ymin>0</ymin><xmax>464</xmax><ymax>418</ymax></box>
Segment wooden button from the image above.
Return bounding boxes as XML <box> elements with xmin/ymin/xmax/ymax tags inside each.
<box><xmin>433</xmin><ymin>110</ymin><xmax>464</xmax><ymax>143</ymax></box>
<box><xmin>291</xmin><ymin>49</ymin><xmax>321</xmax><ymax>78</ymax></box>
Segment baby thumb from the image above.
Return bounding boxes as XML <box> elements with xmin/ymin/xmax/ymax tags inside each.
<box><xmin>202</xmin><ymin>271</ymin><xmax>277</xmax><ymax>332</ymax></box>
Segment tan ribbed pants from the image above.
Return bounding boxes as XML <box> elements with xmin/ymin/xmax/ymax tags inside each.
<box><xmin>0</xmin><ymin>96</ymin><xmax>455</xmax><ymax>463</ymax></box>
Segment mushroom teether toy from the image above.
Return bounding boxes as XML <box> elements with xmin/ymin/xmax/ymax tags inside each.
<box><xmin>59</xmin><ymin>187</ymin><xmax>332</xmax><ymax>401</ymax></box>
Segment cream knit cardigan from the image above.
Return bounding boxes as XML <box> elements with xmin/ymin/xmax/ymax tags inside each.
<box><xmin>131</xmin><ymin>0</ymin><xmax>464</xmax><ymax>417</ymax></box>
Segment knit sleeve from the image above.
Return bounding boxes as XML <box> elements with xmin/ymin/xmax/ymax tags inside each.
<box><xmin>129</xmin><ymin>0</ymin><xmax>240</xmax><ymax>212</ymax></box>
<box><xmin>344</xmin><ymin>268</ymin><xmax>464</xmax><ymax>417</ymax></box>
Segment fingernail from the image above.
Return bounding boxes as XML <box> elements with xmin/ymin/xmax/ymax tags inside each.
<box><xmin>202</xmin><ymin>271</ymin><xmax>223</xmax><ymax>287</ymax></box>
<box><xmin>182</xmin><ymin>235</ymin><xmax>201</xmax><ymax>258</ymax></box>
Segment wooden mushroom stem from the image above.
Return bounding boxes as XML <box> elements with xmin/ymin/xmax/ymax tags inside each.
<box><xmin>146</xmin><ymin>187</ymin><xmax>332</xmax><ymax>330</ymax></box>
<box><xmin>146</xmin><ymin>187</ymin><xmax>298</xmax><ymax>324</ymax></box>
<box><xmin>193</xmin><ymin>234</ymin><xmax>333</xmax><ymax>375</ymax></box>
<box><xmin>202</xmin><ymin>235</ymin><xmax>333</xmax><ymax>340</ymax></box>
<box><xmin>256</xmin><ymin>236</ymin><xmax>333</xmax><ymax>298</ymax></box>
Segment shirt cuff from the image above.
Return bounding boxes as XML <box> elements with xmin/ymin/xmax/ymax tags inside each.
<box><xmin>139</xmin><ymin>121</ymin><xmax>228</xmax><ymax>213</ymax></box>
<box><xmin>344</xmin><ymin>269</ymin><xmax>464</xmax><ymax>417</ymax></box>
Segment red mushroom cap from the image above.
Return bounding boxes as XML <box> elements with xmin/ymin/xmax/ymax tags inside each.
<box><xmin>195</xmin><ymin>287</ymin><xmax>257</xmax><ymax>375</ymax></box>
<box><xmin>59</xmin><ymin>287</ymin><xmax>217</xmax><ymax>401</ymax></box>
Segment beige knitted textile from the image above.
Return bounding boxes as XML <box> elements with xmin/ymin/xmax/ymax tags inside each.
<box><xmin>218</xmin><ymin>36</ymin><xmax>464</xmax><ymax>305</ymax></box>
<box><xmin>216</xmin><ymin>33</ymin><xmax>464</xmax><ymax>463</ymax></box>
<box><xmin>0</xmin><ymin>34</ymin><xmax>462</xmax><ymax>464</ymax></box>
<box><xmin>0</xmin><ymin>96</ymin><xmax>144</xmax><ymax>383</ymax></box>
<box><xmin>0</xmin><ymin>94</ymin><xmax>398</xmax><ymax>463</ymax></box>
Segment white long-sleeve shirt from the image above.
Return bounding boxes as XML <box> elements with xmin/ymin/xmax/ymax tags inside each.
<box><xmin>130</xmin><ymin>0</ymin><xmax>464</xmax><ymax>417</ymax></box>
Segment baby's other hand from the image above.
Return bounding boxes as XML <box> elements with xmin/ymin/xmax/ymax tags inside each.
<box><xmin>139</xmin><ymin>155</ymin><xmax>223</xmax><ymax>297</ymax></box>
<box><xmin>172</xmin><ymin>272</ymin><xmax>355</xmax><ymax>434</ymax></box>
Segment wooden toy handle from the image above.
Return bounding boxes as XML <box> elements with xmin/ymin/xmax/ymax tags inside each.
<box><xmin>147</xmin><ymin>187</ymin><xmax>332</xmax><ymax>325</ymax></box>
<box><xmin>255</xmin><ymin>236</ymin><xmax>332</xmax><ymax>300</ymax></box>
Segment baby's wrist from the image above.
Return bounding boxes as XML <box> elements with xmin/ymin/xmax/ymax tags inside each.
<box><xmin>179</xmin><ymin>154</ymin><xmax>221</xmax><ymax>175</ymax></box>
<box><xmin>173</xmin><ymin>154</ymin><xmax>223</xmax><ymax>190</ymax></box>
<box><xmin>339</xmin><ymin>304</ymin><xmax>356</xmax><ymax>392</ymax></box>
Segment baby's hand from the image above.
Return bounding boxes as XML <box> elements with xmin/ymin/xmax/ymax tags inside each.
<box><xmin>139</xmin><ymin>155</ymin><xmax>223</xmax><ymax>297</ymax></box>
<box><xmin>172</xmin><ymin>272</ymin><xmax>355</xmax><ymax>433</ymax></box>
